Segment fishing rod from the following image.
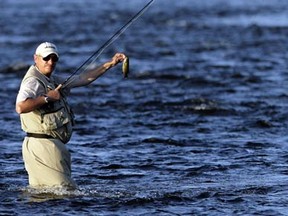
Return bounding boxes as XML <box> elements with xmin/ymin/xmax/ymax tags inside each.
<box><xmin>61</xmin><ymin>0</ymin><xmax>155</xmax><ymax>88</ymax></box>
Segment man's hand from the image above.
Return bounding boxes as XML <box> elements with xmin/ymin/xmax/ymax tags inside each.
<box><xmin>111</xmin><ymin>53</ymin><xmax>126</xmax><ymax>66</ymax></box>
<box><xmin>46</xmin><ymin>84</ymin><xmax>62</xmax><ymax>102</ymax></box>
<box><xmin>104</xmin><ymin>53</ymin><xmax>126</xmax><ymax>69</ymax></box>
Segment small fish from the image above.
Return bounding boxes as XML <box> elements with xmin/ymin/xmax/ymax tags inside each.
<box><xmin>122</xmin><ymin>57</ymin><xmax>129</xmax><ymax>78</ymax></box>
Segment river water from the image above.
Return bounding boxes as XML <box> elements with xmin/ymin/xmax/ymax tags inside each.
<box><xmin>1</xmin><ymin>0</ymin><xmax>288</xmax><ymax>215</ymax></box>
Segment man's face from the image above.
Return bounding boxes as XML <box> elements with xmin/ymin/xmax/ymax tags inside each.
<box><xmin>34</xmin><ymin>54</ymin><xmax>58</xmax><ymax>77</ymax></box>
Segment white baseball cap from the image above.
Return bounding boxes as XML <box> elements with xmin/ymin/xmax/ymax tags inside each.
<box><xmin>35</xmin><ymin>42</ymin><xmax>59</xmax><ymax>58</ymax></box>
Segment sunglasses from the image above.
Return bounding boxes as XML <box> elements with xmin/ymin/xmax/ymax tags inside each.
<box><xmin>42</xmin><ymin>55</ymin><xmax>59</xmax><ymax>62</ymax></box>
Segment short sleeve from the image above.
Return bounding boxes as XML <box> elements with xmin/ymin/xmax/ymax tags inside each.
<box><xmin>16</xmin><ymin>77</ymin><xmax>45</xmax><ymax>103</ymax></box>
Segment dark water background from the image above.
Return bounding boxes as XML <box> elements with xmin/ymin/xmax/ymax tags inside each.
<box><xmin>2</xmin><ymin>0</ymin><xmax>288</xmax><ymax>215</ymax></box>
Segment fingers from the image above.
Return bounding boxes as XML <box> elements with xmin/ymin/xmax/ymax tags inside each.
<box><xmin>113</xmin><ymin>53</ymin><xmax>126</xmax><ymax>63</ymax></box>
<box><xmin>45</xmin><ymin>84</ymin><xmax>62</xmax><ymax>102</ymax></box>
<box><xmin>55</xmin><ymin>84</ymin><xmax>62</xmax><ymax>91</ymax></box>
<box><xmin>108</xmin><ymin>53</ymin><xmax>127</xmax><ymax>68</ymax></box>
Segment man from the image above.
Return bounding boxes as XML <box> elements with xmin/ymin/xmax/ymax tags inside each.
<box><xmin>16</xmin><ymin>42</ymin><xmax>126</xmax><ymax>189</ymax></box>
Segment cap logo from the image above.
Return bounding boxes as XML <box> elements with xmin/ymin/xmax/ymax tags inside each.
<box><xmin>45</xmin><ymin>44</ymin><xmax>56</xmax><ymax>49</ymax></box>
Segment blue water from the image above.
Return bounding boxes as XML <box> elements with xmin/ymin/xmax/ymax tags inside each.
<box><xmin>2</xmin><ymin>0</ymin><xmax>288</xmax><ymax>215</ymax></box>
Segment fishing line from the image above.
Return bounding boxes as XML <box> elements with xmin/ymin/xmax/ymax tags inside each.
<box><xmin>62</xmin><ymin>0</ymin><xmax>155</xmax><ymax>88</ymax></box>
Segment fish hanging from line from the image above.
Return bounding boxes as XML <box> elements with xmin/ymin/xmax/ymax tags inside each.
<box><xmin>122</xmin><ymin>57</ymin><xmax>129</xmax><ymax>78</ymax></box>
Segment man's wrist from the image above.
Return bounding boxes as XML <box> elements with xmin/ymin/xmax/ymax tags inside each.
<box><xmin>43</xmin><ymin>95</ymin><xmax>50</xmax><ymax>103</ymax></box>
<box><xmin>103</xmin><ymin>62</ymin><xmax>113</xmax><ymax>70</ymax></box>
